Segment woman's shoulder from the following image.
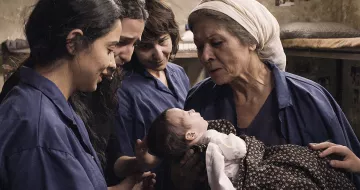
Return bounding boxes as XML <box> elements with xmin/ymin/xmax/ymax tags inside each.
<box><xmin>1</xmin><ymin>84</ymin><xmax>43</xmax><ymax>117</ymax></box>
<box><xmin>283</xmin><ymin>72</ymin><xmax>341</xmax><ymax>120</ymax></box>
<box><xmin>0</xmin><ymin>85</ymin><xmax>72</xmax><ymax>155</ymax></box>
<box><xmin>284</xmin><ymin>72</ymin><xmax>331</xmax><ymax>97</ymax></box>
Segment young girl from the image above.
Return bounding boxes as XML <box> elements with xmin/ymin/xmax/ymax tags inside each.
<box><xmin>0</xmin><ymin>0</ymin><xmax>153</xmax><ymax>189</ymax></box>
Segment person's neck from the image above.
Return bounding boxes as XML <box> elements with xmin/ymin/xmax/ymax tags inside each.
<box><xmin>229</xmin><ymin>57</ymin><xmax>273</xmax><ymax>105</ymax></box>
<box><xmin>146</xmin><ymin>68</ymin><xmax>165</xmax><ymax>79</ymax></box>
<box><xmin>146</xmin><ymin>68</ymin><xmax>169</xmax><ymax>87</ymax></box>
<box><xmin>35</xmin><ymin>60</ymin><xmax>75</xmax><ymax>100</ymax></box>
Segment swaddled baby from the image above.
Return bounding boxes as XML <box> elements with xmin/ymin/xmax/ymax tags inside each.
<box><xmin>147</xmin><ymin>108</ymin><xmax>246</xmax><ymax>190</ymax></box>
<box><xmin>146</xmin><ymin>108</ymin><xmax>356</xmax><ymax>190</ymax></box>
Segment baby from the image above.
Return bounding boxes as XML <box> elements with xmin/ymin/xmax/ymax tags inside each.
<box><xmin>147</xmin><ymin>108</ymin><xmax>247</xmax><ymax>190</ymax></box>
<box><xmin>145</xmin><ymin>108</ymin><xmax>356</xmax><ymax>190</ymax></box>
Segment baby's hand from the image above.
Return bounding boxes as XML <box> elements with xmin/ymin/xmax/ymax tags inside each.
<box><xmin>310</xmin><ymin>142</ymin><xmax>360</xmax><ymax>173</ymax></box>
<box><xmin>135</xmin><ymin>137</ymin><xmax>159</xmax><ymax>169</ymax></box>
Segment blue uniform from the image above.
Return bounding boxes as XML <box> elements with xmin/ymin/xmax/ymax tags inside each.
<box><xmin>115</xmin><ymin>63</ymin><xmax>190</xmax><ymax>156</ymax></box>
<box><xmin>185</xmin><ymin>62</ymin><xmax>360</xmax><ymax>188</ymax></box>
<box><xmin>113</xmin><ymin>62</ymin><xmax>190</xmax><ymax>189</ymax></box>
<box><xmin>0</xmin><ymin>67</ymin><xmax>107</xmax><ymax>190</ymax></box>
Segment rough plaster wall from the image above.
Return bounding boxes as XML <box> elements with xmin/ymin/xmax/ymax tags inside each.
<box><xmin>0</xmin><ymin>0</ymin><xmax>36</xmax><ymax>42</ymax></box>
<box><xmin>342</xmin><ymin>0</ymin><xmax>360</xmax><ymax>30</ymax></box>
<box><xmin>0</xmin><ymin>0</ymin><xmax>35</xmax><ymax>89</ymax></box>
<box><xmin>258</xmin><ymin>0</ymin><xmax>343</xmax><ymax>26</ymax></box>
<box><xmin>167</xmin><ymin>0</ymin><xmax>346</xmax><ymax>35</ymax></box>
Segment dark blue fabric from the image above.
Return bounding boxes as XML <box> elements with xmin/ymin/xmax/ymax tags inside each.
<box><xmin>0</xmin><ymin>67</ymin><xmax>107</xmax><ymax>190</ymax></box>
<box><xmin>114</xmin><ymin>62</ymin><xmax>190</xmax><ymax>189</ymax></box>
<box><xmin>185</xmin><ymin>62</ymin><xmax>360</xmax><ymax>188</ymax></box>
<box><xmin>114</xmin><ymin>62</ymin><xmax>190</xmax><ymax>156</ymax></box>
<box><xmin>237</xmin><ymin>89</ymin><xmax>286</xmax><ymax>146</ymax></box>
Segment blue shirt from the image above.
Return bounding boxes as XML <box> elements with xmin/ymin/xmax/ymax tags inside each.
<box><xmin>0</xmin><ymin>67</ymin><xmax>107</xmax><ymax>190</ymax></box>
<box><xmin>185</xmin><ymin>62</ymin><xmax>360</xmax><ymax>188</ymax></box>
<box><xmin>113</xmin><ymin>63</ymin><xmax>190</xmax><ymax>189</ymax></box>
<box><xmin>115</xmin><ymin>62</ymin><xmax>190</xmax><ymax>156</ymax></box>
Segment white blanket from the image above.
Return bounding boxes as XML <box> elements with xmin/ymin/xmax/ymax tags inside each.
<box><xmin>199</xmin><ymin>130</ymin><xmax>247</xmax><ymax>190</ymax></box>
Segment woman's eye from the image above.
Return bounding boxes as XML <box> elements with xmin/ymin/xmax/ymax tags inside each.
<box><xmin>196</xmin><ymin>45</ymin><xmax>204</xmax><ymax>53</ymax></box>
<box><xmin>108</xmin><ymin>49</ymin><xmax>113</xmax><ymax>54</ymax></box>
<box><xmin>137</xmin><ymin>43</ymin><xmax>152</xmax><ymax>50</ymax></box>
<box><xmin>212</xmin><ymin>41</ymin><xmax>222</xmax><ymax>47</ymax></box>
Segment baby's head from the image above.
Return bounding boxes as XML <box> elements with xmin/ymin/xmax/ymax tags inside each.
<box><xmin>147</xmin><ymin>108</ymin><xmax>208</xmax><ymax>159</ymax></box>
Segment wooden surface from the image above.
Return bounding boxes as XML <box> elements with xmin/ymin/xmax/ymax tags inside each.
<box><xmin>284</xmin><ymin>48</ymin><xmax>360</xmax><ymax>60</ymax></box>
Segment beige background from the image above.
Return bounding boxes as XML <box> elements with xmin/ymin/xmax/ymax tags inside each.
<box><xmin>1</xmin><ymin>0</ymin><xmax>360</xmax><ymax>88</ymax></box>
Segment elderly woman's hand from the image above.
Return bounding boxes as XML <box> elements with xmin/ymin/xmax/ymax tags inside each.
<box><xmin>310</xmin><ymin>142</ymin><xmax>360</xmax><ymax>173</ymax></box>
<box><xmin>170</xmin><ymin>149</ymin><xmax>207</xmax><ymax>189</ymax></box>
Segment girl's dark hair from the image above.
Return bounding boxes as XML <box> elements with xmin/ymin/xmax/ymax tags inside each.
<box><xmin>70</xmin><ymin>0</ymin><xmax>150</xmax><ymax>168</ymax></box>
<box><xmin>122</xmin><ymin>0</ymin><xmax>148</xmax><ymax>20</ymax></box>
<box><xmin>147</xmin><ymin>109</ymin><xmax>189</xmax><ymax>160</ymax></box>
<box><xmin>26</xmin><ymin>0</ymin><xmax>123</xmax><ymax>66</ymax></box>
<box><xmin>123</xmin><ymin>0</ymin><xmax>180</xmax><ymax>72</ymax></box>
<box><xmin>70</xmin><ymin>73</ymin><xmax>121</xmax><ymax>168</ymax></box>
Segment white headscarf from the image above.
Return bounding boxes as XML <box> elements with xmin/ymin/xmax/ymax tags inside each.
<box><xmin>189</xmin><ymin>0</ymin><xmax>286</xmax><ymax>71</ymax></box>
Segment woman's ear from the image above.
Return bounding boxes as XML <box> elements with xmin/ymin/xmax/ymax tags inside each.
<box><xmin>249</xmin><ymin>44</ymin><xmax>256</xmax><ymax>51</ymax></box>
<box><xmin>66</xmin><ymin>29</ymin><xmax>84</xmax><ymax>55</ymax></box>
<box><xmin>185</xmin><ymin>130</ymin><xmax>197</xmax><ymax>141</ymax></box>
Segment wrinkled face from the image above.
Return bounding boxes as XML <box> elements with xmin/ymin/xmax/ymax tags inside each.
<box><xmin>114</xmin><ymin>18</ymin><xmax>145</xmax><ymax>67</ymax></box>
<box><xmin>73</xmin><ymin>19</ymin><xmax>121</xmax><ymax>92</ymax></box>
<box><xmin>134</xmin><ymin>34</ymin><xmax>172</xmax><ymax>71</ymax></box>
<box><xmin>193</xmin><ymin>17</ymin><xmax>255</xmax><ymax>85</ymax></box>
<box><xmin>166</xmin><ymin>108</ymin><xmax>208</xmax><ymax>134</ymax></box>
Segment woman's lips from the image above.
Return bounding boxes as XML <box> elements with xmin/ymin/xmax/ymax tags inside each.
<box><xmin>209</xmin><ymin>68</ymin><xmax>221</xmax><ymax>73</ymax></box>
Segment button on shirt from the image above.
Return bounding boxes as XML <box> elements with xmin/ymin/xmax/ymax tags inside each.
<box><xmin>0</xmin><ymin>67</ymin><xmax>107</xmax><ymax>190</ymax></box>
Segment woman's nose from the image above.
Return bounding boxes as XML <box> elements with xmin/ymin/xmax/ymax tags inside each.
<box><xmin>152</xmin><ymin>44</ymin><xmax>164</xmax><ymax>60</ymax></box>
<box><xmin>108</xmin><ymin>51</ymin><xmax>117</xmax><ymax>69</ymax></box>
<box><xmin>200</xmin><ymin>45</ymin><xmax>215</xmax><ymax>65</ymax></box>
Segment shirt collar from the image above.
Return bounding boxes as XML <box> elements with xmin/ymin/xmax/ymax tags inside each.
<box><xmin>265</xmin><ymin>62</ymin><xmax>293</xmax><ymax>109</ymax></box>
<box><xmin>19</xmin><ymin>66</ymin><xmax>77</xmax><ymax>125</ymax></box>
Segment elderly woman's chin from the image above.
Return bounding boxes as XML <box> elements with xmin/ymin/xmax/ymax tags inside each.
<box><xmin>210</xmin><ymin>74</ymin><xmax>232</xmax><ymax>85</ymax></box>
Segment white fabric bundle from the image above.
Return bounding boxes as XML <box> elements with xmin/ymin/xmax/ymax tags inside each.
<box><xmin>200</xmin><ymin>129</ymin><xmax>247</xmax><ymax>190</ymax></box>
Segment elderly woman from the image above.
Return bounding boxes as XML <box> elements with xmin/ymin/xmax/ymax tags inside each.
<box><xmin>170</xmin><ymin>0</ymin><xmax>360</xmax><ymax>189</ymax></box>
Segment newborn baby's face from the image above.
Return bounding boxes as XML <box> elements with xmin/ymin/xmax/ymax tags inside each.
<box><xmin>166</xmin><ymin>108</ymin><xmax>208</xmax><ymax>140</ymax></box>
